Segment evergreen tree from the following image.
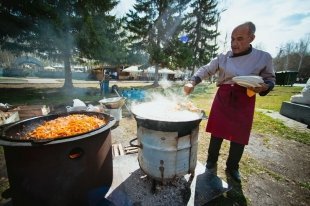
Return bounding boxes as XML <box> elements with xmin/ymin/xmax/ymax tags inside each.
<box><xmin>168</xmin><ymin>37</ymin><xmax>194</xmax><ymax>70</ymax></box>
<box><xmin>0</xmin><ymin>0</ymin><xmax>121</xmax><ymax>89</ymax></box>
<box><xmin>125</xmin><ymin>0</ymin><xmax>191</xmax><ymax>86</ymax></box>
<box><xmin>183</xmin><ymin>0</ymin><xmax>219</xmax><ymax>72</ymax></box>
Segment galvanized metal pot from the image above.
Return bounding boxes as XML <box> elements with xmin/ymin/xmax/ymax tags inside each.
<box><xmin>132</xmin><ymin>114</ymin><xmax>203</xmax><ymax>182</ymax></box>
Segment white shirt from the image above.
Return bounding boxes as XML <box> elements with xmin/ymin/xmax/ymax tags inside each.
<box><xmin>193</xmin><ymin>48</ymin><xmax>275</xmax><ymax>86</ymax></box>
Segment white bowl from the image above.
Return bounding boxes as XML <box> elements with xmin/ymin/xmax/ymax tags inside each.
<box><xmin>99</xmin><ymin>97</ymin><xmax>126</xmax><ymax>109</ymax></box>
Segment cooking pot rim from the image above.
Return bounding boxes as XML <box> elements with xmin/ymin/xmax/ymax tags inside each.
<box><xmin>132</xmin><ymin>110</ymin><xmax>206</xmax><ymax>123</ymax></box>
<box><xmin>0</xmin><ymin>111</ymin><xmax>116</xmax><ymax>146</ymax></box>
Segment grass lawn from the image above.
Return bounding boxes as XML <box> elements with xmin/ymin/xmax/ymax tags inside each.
<box><xmin>255</xmin><ymin>85</ymin><xmax>301</xmax><ymax>111</ymax></box>
<box><xmin>253</xmin><ymin>86</ymin><xmax>309</xmax><ymax>145</ymax></box>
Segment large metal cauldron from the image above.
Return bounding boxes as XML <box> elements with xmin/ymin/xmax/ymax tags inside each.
<box><xmin>0</xmin><ymin>111</ymin><xmax>116</xmax><ymax>206</ymax></box>
<box><xmin>131</xmin><ymin>113</ymin><xmax>203</xmax><ymax>182</ymax></box>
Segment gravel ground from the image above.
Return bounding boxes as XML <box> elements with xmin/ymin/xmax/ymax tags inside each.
<box><xmin>110</xmin><ymin>102</ymin><xmax>310</xmax><ymax>206</ymax></box>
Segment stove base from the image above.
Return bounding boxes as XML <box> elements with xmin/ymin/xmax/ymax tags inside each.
<box><xmin>106</xmin><ymin>154</ymin><xmax>231</xmax><ymax>205</ymax></box>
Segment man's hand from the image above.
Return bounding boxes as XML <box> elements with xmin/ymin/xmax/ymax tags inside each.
<box><xmin>248</xmin><ymin>83</ymin><xmax>269</xmax><ymax>93</ymax></box>
<box><xmin>184</xmin><ymin>82</ymin><xmax>195</xmax><ymax>95</ymax></box>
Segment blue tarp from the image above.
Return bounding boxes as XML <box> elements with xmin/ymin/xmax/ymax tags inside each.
<box><xmin>122</xmin><ymin>89</ymin><xmax>145</xmax><ymax>101</ymax></box>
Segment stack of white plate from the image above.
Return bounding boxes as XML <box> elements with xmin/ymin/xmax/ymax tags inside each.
<box><xmin>232</xmin><ymin>76</ymin><xmax>264</xmax><ymax>87</ymax></box>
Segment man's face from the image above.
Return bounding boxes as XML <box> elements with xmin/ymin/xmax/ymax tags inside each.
<box><xmin>231</xmin><ymin>26</ymin><xmax>255</xmax><ymax>54</ymax></box>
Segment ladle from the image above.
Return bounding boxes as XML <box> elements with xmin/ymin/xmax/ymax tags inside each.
<box><xmin>113</xmin><ymin>88</ymin><xmax>132</xmax><ymax>116</ymax></box>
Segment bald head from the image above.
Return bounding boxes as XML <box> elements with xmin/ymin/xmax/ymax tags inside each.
<box><xmin>231</xmin><ymin>22</ymin><xmax>256</xmax><ymax>54</ymax></box>
<box><xmin>234</xmin><ymin>21</ymin><xmax>256</xmax><ymax>35</ymax></box>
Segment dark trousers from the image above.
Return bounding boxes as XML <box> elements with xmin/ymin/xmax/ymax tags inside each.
<box><xmin>207</xmin><ymin>136</ymin><xmax>245</xmax><ymax>170</ymax></box>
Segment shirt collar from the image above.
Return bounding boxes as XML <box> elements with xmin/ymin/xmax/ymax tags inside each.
<box><xmin>231</xmin><ymin>45</ymin><xmax>253</xmax><ymax>58</ymax></box>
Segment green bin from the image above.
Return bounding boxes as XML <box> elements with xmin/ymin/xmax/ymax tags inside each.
<box><xmin>275</xmin><ymin>71</ymin><xmax>298</xmax><ymax>86</ymax></box>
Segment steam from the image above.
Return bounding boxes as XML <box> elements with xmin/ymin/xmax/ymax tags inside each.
<box><xmin>131</xmin><ymin>85</ymin><xmax>201</xmax><ymax>122</ymax></box>
<box><xmin>158</xmin><ymin>76</ymin><xmax>173</xmax><ymax>89</ymax></box>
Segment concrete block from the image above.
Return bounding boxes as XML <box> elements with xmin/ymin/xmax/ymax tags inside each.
<box><xmin>280</xmin><ymin>101</ymin><xmax>310</xmax><ymax>126</ymax></box>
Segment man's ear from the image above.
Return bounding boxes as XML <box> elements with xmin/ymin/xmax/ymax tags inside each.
<box><xmin>250</xmin><ymin>34</ymin><xmax>255</xmax><ymax>42</ymax></box>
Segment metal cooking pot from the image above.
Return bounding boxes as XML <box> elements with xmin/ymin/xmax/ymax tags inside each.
<box><xmin>0</xmin><ymin>111</ymin><xmax>115</xmax><ymax>145</ymax></box>
<box><xmin>132</xmin><ymin>110</ymin><xmax>206</xmax><ymax>136</ymax></box>
<box><xmin>0</xmin><ymin>111</ymin><xmax>116</xmax><ymax>206</ymax></box>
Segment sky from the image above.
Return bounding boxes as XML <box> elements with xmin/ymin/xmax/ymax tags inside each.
<box><xmin>114</xmin><ymin>0</ymin><xmax>310</xmax><ymax>58</ymax></box>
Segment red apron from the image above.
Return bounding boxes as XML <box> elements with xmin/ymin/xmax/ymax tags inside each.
<box><xmin>206</xmin><ymin>84</ymin><xmax>256</xmax><ymax>145</ymax></box>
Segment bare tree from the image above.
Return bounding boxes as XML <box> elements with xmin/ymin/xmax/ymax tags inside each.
<box><xmin>296</xmin><ymin>33</ymin><xmax>310</xmax><ymax>72</ymax></box>
<box><xmin>274</xmin><ymin>34</ymin><xmax>310</xmax><ymax>81</ymax></box>
<box><xmin>283</xmin><ymin>42</ymin><xmax>294</xmax><ymax>71</ymax></box>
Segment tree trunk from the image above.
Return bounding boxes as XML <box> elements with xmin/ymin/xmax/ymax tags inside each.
<box><xmin>62</xmin><ymin>50</ymin><xmax>74</xmax><ymax>89</ymax></box>
<box><xmin>298</xmin><ymin>54</ymin><xmax>304</xmax><ymax>72</ymax></box>
<box><xmin>152</xmin><ymin>65</ymin><xmax>159</xmax><ymax>87</ymax></box>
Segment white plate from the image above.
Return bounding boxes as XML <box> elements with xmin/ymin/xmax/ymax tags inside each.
<box><xmin>232</xmin><ymin>76</ymin><xmax>264</xmax><ymax>88</ymax></box>
<box><xmin>232</xmin><ymin>76</ymin><xmax>263</xmax><ymax>84</ymax></box>
<box><xmin>234</xmin><ymin>80</ymin><xmax>262</xmax><ymax>88</ymax></box>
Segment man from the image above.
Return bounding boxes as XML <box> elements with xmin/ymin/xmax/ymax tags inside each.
<box><xmin>184</xmin><ymin>21</ymin><xmax>275</xmax><ymax>183</ymax></box>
